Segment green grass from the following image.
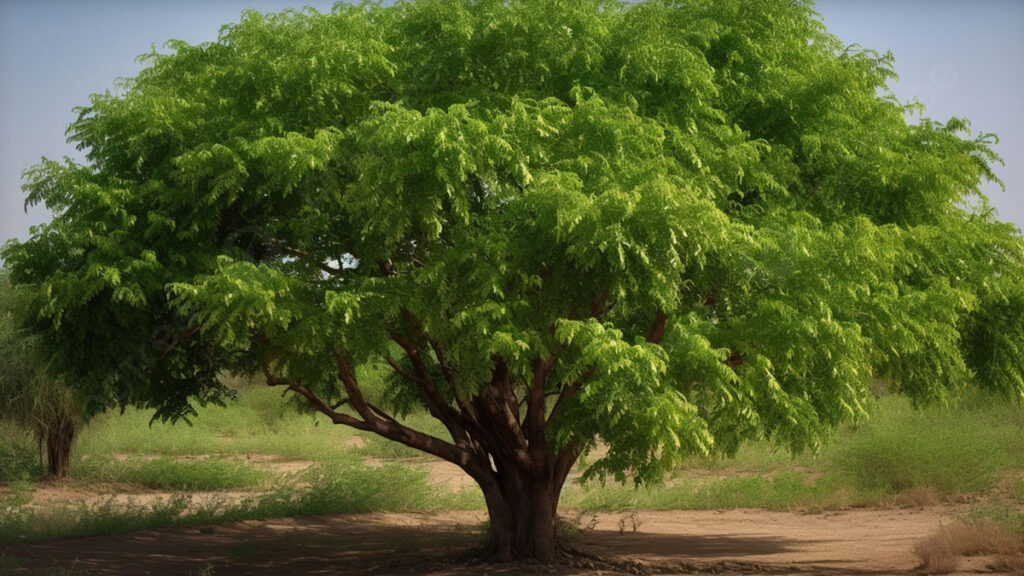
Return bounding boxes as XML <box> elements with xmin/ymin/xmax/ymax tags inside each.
<box><xmin>822</xmin><ymin>392</ymin><xmax>1024</xmax><ymax>496</ymax></box>
<box><xmin>1011</xmin><ymin>480</ymin><xmax>1024</xmax><ymax>505</ymax></box>
<box><xmin>0</xmin><ymin>460</ymin><xmax>481</xmax><ymax>545</ymax></box>
<box><xmin>0</xmin><ymin>421</ymin><xmax>39</xmax><ymax>481</ymax></box>
<box><xmin>73</xmin><ymin>456</ymin><xmax>270</xmax><ymax>491</ymax></box>
<box><xmin>563</xmin><ymin>472</ymin><xmax>862</xmax><ymax>512</ymax></box>
<box><xmin>74</xmin><ymin>387</ymin><xmax>363</xmax><ymax>462</ymax></box>
<box><xmin>965</xmin><ymin>502</ymin><xmax>1024</xmax><ymax>535</ymax></box>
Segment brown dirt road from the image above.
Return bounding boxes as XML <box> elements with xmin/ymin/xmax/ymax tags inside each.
<box><xmin>0</xmin><ymin>506</ymin><xmax>1018</xmax><ymax>575</ymax></box>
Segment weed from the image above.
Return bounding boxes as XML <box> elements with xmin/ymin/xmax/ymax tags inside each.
<box><xmin>617</xmin><ymin>511</ymin><xmax>642</xmax><ymax>534</ymax></box>
<box><xmin>557</xmin><ymin>510</ymin><xmax>599</xmax><ymax>545</ymax></box>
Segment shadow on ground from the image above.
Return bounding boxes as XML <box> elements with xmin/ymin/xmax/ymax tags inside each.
<box><xmin>0</xmin><ymin>508</ymin><xmax>954</xmax><ymax>575</ymax></box>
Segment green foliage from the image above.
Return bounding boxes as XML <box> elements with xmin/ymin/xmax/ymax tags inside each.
<box><xmin>2</xmin><ymin>0</ymin><xmax>1022</xmax><ymax>488</ymax></box>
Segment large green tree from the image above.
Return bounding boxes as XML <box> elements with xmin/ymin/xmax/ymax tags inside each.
<box><xmin>4</xmin><ymin>0</ymin><xmax>1023</xmax><ymax>561</ymax></box>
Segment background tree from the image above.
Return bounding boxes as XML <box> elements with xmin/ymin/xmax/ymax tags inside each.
<box><xmin>3</xmin><ymin>0</ymin><xmax>1023</xmax><ymax>561</ymax></box>
<box><xmin>0</xmin><ymin>272</ymin><xmax>81</xmax><ymax>479</ymax></box>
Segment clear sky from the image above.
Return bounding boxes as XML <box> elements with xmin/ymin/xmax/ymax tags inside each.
<box><xmin>2</xmin><ymin>0</ymin><xmax>1022</xmax><ymax>247</ymax></box>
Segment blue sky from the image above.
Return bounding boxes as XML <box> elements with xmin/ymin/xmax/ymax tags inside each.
<box><xmin>2</xmin><ymin>0</ymin><xmax>1022</xmax><ymax>246</ymax></box>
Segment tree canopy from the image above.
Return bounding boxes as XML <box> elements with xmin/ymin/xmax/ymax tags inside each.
<box><xmin>4</xmin><ymin>0</ymin><xmax>1023</xmax><ymax>561</ymax></box>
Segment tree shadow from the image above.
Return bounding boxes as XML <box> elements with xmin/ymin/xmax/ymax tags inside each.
<box><xmin>579</xmin><ymin>528</ymin><xmax>811</xmax><ymax>557</ymax></box>
<box><xmin>1</xmin><ymin>514</ymin><xmax>857</xmax><ymax>575</ymax></box>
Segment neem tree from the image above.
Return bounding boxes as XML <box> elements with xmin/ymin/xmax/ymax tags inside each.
<box><xmin>4</xmin><ymin>0</ymin><xmax>1024</xmax><ymax>561</ymax></box>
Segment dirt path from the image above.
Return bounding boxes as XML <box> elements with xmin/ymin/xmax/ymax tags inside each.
<box><xmin>0</xmin><ymin>506</ymin><xmax>1015</xmax><ymax>575</ymax></box>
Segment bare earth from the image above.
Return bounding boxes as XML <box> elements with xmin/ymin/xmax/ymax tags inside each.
<box><xmin>3</xmin><ymin>505</ymin><xmax>1019</xmax><ymax>575</ymax></box>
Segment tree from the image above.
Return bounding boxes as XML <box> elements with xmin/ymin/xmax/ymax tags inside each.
<box><xmin>3</xmin><ymin>0</ymin><xmax>1023</xmax><ymax>561</ymax></box>
<box><xmin>0</xmin><ymin>272</ymin><xmax>81</xmax><ymax>479</ymax></box>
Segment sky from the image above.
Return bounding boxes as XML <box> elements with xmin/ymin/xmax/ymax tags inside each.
<box><xmin>1</xmin><ymin>0</ymin><xmax>1022</xmax><ymax>248</ymax></box>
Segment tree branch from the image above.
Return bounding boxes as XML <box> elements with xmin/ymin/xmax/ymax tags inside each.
<box><xmin>156</xmin><ymin>324</ymin><xmax>201</xmax><ymax>360</ymax></box>
<box><xmin>261</xmin><ymin>363</ymin><xmax>373</xmax><ymax>431</ymax></box>
<box><xmin>266</xmin><ymin>353</ymin><xmax>478</xmax><ymax>471</ymax></box>
<box><xmin>387</xmin><ymin>329</ymin><xmax>468</xmax><ymax>434</ymax></box>
<box><xmin>553</xmin><ymin>442</ymin><xmax>581</xmax><ymax>489</ymax></box>
<box><xmin>333</xmin><ymin>350</ymin><xmax>376</xmax><ymax>423</ymax></box>
<box><xmin>281</xmin><ymin>246</ymin><xmax>345</xmax><ymax>277</ymax></box>
<box><xmin>385</xmin><ymin>355</ymin><xmax>424</xmax><ymax>384</ymax></box>
<box><xmin>525</xmin><ymin>353</ymin><xmax>559</xmax><ymax>461</ymax></box>
<box><xmin>647</xmin><ymin>310</ymin><xmax>667</xmax><ymax>344</ymax></box>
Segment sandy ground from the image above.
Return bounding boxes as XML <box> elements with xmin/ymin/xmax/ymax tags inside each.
<box><xmin>3</xmin><ymin>505</ymin><xmax>1020</xmax><ymax>575</ymax></box>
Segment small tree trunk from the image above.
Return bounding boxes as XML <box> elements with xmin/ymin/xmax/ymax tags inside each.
<box><xmin>45</xmin><ymin>416</ymin><xmax>76</xmax><ymax>479</ymax></box>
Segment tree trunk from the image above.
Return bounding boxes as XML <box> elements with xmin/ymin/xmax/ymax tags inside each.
<box><xmin>44</xmin><ymin>416</ymin><xmax>76</xmax><ymax>479</ymax></box>
<box><xmin>480</xmin><ymin>471</ymin><xmax>563</xmax><ymax>562</ymax></box>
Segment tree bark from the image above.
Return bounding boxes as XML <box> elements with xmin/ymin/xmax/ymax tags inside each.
<box><xmin>44</xmin><ymin>415</ymin><xmax>76</xmax><ymax>479</ymax></box>
<box><xmin>480</xmin><ymin>466</ymin><xmax>564</xmax><ymax>562</ymax></box>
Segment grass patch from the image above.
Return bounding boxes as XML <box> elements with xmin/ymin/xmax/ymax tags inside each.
<box><xmin>1009</xmin><ymin>479</ymin><xmax>1024</xmax><ymax>505</ymax></box>
<box><xmin>0</xmin><ymin>460</ymin><xmax>481</xmax><ymax>545</ymax></box>
<box><xmin>72</xmin><ymin>387</ymin><xmax>360</xmax><ymax>463</ymax></box>
<box><xmin>74</xmin><ymin>457</ymin><xmax>269</xmax><ymax>491</ymax></box>
<box><xmin>822</xmin><ymin>393</ymin><xmax>1024</xmax><ymax>497</ymax></box>
<box><xmin>564</xmin><ymin>471</ymin><xmax>884</xmax><ymax>512</ymax></box>
<box><xmin>0</xmin><ymin>421</ymin><xmax>40</xmax><ymax>481</ymax></box>
<box><xmin>964</xmin><ymin>502</ymin><xmax>1024</xmax><ymax>535</ymax></box>
<box><xmin>0</xmin><ymin>479</ymin><xmax>34</xmax><ymax>508</ymax></box>
<box><xmin>0</xmin><ymin>496</ymin><xmax>193</xmax><ymax>546</ymax></box>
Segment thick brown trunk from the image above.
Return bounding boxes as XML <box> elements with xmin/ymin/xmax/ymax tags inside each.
<box><xmin>482</xmin><ymin>472</ymin><xmax>562</xmax><ymax>562</ymax></box>
<box><xmin>45</xmin><ymin>417</ymin><xmax>75</xmax><ymax>479</ymax></box>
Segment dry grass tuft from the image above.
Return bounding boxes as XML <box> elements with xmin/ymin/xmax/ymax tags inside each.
<box><xmin>915</xmin><ymin>519</ymin><xmax>1024</xmax><ymax>574</ymax></box>
<box><xmin>895</xmin><ymin>485</ymin><xmax>942</xmax><ymax>508</ymax></box>
<box><xmin>990</xmin><ymin>553</ymin><xmax>1024</xmax><ymax>575</ymax></box>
